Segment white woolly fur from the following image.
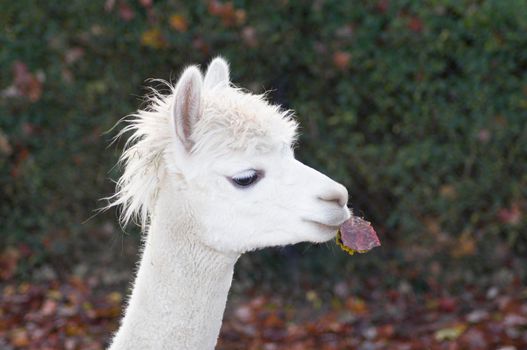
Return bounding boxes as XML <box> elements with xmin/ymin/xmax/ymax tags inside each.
<box><xmin>105</xmin><ymin>75</ymin><xmax>297</xmax><ymax>230</ymax></box>
<box><xmin>106</xmin><ymin>57</ymin><xmax>351</xmax><ymax>349</ymax></box>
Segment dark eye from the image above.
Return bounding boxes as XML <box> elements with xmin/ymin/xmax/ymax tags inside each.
<box><xmin>231</xmin><ymin>169</ymin><xmax>261</xmax><ymax>188</ymax></box>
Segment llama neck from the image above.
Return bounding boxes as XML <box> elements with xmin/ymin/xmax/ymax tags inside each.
<box><xmin>109</xmin><ymin>186</ymin><xmax>239</xmax><ymax>350</ymax></box>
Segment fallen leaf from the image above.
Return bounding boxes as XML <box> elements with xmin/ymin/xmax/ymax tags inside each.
<box><xmin>235</xmin><ymin>305</ymin><xmax>253</xmax><ymax>322</ymax></box>
<box><xmin>107</xmin><ymin>291</ymin><xmax>122</xmax><ymax>304</ymax></box>
<box><xmin>41</xmin><ymin>299</ymin><xmax>58</xmax><ymax>316</ymax></box>
<box><xmin>346</xmin><ymin>297</ymin><xmax>368</xmax><ymax>314</ymax></box>
<box><xmin>438</xmin><ymin>297</ymin><xmax>458</xmax><ymax>312</ymax></box>
<box><xmin>434</xmin><ymin>324</ymin><xmax>467</xmax><ymax>341</ymax></box>
<box><xmin>466</xmin><ymin>309</ymin><xmax>489</xmax><ymax>323</ymax></box>
<box><xmin>10</xmin><ymin>328</ymin><xmax>30</xmax><ymax>347</ymax></box>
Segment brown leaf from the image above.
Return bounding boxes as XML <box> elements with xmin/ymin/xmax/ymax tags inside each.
<box><xmin>40</xmin><ymin>299</ymin><xmax>58</xmax><ymax>316</ymax></box>
<box><xmin>438</xmin><ymin>297</ymin><xmax>458</xmax><ymax>312</ymax></box>
<box><xmin>235</xmin><ymin>305</ymin><xmax>253</xmax><ymax>322</ymax></box>
<box><xmin>10</xmin><ymin>328</ymin><xmax>30</xmax><ymax>347</ymax></box>
<box><xmin>262</xmin><ymin>312</ymin><xmax>284</xmax><ymax>328</ymax></box>
<box><xmin>434</xmin><ymin>324</ymin><xmax>467</xmax><ymax>341</ymax></box>
<box><xmin>345</xmin><ymin>296</ymin><xmax>368</xmax><ymax>315</ymax></box>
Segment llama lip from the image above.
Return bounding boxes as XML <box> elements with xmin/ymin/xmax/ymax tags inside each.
<box><xmin>305</xmin><ymin>220</ymin><xmax>341</xmax><ymax>238</ymax></box>
<box><xmin>304</xmin><ymin>208</ymin><xmax>351</xmax><ymax>229</ymax></box>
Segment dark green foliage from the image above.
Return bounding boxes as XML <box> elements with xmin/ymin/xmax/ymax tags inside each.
<box><xmin>1</xmin><ymin>1</ymin><xmax>526</xmax><ymax>267</ymax></box>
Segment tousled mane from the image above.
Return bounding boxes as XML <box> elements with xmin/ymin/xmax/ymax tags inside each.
<box><xmin>105</xmin><ymin>82</ymin><xmax>298</xmax><ymax>230</ymax></box>
<box><xmin>105</xmin><ymin>82</ymin><xmax>174</xmax><ymax>229</ymax></box>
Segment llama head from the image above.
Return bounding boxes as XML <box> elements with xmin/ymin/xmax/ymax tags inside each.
<box><xmin>111</xmin><ymin>57</ymin><xmax>350</xmax><ymax>254</ymax></box>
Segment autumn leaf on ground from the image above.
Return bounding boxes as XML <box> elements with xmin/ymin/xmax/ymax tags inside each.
<box><xmin>434</xmin><ymin>324</ymin><xmax>467</xmax><ymax>341</ymax></box>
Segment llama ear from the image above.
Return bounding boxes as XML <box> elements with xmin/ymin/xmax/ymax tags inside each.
<box><xmin>204</xmin><ymin>57</ymin><xmax>230</xmax><ymax>89</ymax></box>
<box><xmin>172</xmin><ymin>66</ymin><xmax>203</xmax><ymax>151</ymax></box>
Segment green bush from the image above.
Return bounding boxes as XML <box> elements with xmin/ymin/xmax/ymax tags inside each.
<box><xmin>1</xmin><ymin>0</ymin><xmax>526</xmax><ymax>268</ymax></box>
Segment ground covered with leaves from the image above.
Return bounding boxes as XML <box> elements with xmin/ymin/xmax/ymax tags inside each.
<box><xmin>1</xmin><ymin>244</ymin><xmax>526</xmax><ymax>350</ymax></box>
<box><xmin>1</xmin><ymin>3</ymin><xmax>526</xmax><ymax>348</ymax></box>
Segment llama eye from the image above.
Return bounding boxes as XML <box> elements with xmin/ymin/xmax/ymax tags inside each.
<box><xmin>231</xmin><ymin>170</ymin><xmax>260</xmax><ymax>188</ymax></box>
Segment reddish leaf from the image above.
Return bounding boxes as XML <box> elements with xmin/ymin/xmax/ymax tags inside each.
<box><xmin>338</xmin><ymin>216</ymin><xmax>381</xmax><ymax>253</ymax></box>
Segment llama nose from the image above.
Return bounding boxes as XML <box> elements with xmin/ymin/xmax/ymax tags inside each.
<box><xmin>318</xmin><ymin>183</ymin><xmax>348</xmax><ymax>207</ymax></box>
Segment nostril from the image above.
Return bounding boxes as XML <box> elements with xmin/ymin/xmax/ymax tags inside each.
<box><xmin>319</xmin><ymin>185</ymin><xmax>348</xmax><ymax>207</ymax></box>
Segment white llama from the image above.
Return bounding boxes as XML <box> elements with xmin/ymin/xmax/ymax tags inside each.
<box><xmin>107</xmin><ymin>57</ymin><xmax>351</xmax><ymax>349</ymax></box>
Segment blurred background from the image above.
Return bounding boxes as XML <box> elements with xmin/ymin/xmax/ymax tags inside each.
<box><xmin>1</xmin><ymin>0</ymin><xmax>526</xmax><ymax>349</ymax></box>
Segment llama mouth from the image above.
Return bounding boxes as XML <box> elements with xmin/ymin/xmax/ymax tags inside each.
<box><xmin>305</xmin><ymin>220</ymin><xmax>340</xmax><ymax>235</ymax></box>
